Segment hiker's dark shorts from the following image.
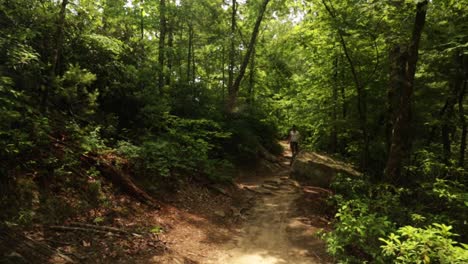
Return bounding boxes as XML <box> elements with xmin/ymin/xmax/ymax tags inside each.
<box><xmin>290</xmin><ymin>141</ymin><xmax>299</xmax><ymax>154</ymax></box>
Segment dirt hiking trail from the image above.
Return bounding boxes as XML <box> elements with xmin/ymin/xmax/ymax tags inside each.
<box><xmin>211</xmin><ymin>148</ymin><xmax>332</xmax><ymax>264</ymax></box>
<box><xmin>157</xmin><ymin>143</ymin><xmax>333</xmax><ymax>264</ymax></box>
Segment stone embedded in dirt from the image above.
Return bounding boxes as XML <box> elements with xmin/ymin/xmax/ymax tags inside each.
<box><xmin>291</xmin><ymin>151</ymin><xmax>362</xmax><ymax>188</ymax></box>
<box><xmin>214</xmin><ymin>210</ymin><xmax>226</xmax><ymax>217</ymax></box>
<box><xmin>264</xmin><ymin>179</ymin><xmax>282</xmax><ymax>186</ymax></box>
<box><xmin>261</xmin><ymin>183</ymin><xmax>280</xmax><ymax>190</ymax></box>
<box><xmin>243</xmin><ymin>186</ymin><xmax>261</xmax><ymax>194</ymax></box>
<box><xmin>285</xmin><ymin>180</ymin><xmax>300</xmax><ymax>188</ymax></box>
<box><xmin>257</xmin><ymin>188</ymin><xmax>274</xmax><ymax>195</ymax></box>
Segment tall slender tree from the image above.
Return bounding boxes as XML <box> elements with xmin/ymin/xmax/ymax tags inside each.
<box><xmin>385</xmin><ymin>0</ymin><xmax>429</xmax><ymax>183</ymax></box>
<box><xmin>227</xmin><ymin>0</ymin><xmax>271</xmax><ymax>113</ymax></box>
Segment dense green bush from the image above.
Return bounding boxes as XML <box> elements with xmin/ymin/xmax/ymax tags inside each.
<box><xmin>117</xmin><ymin>115</ymin><xmax>232</xmax><ymax>185</ymax></box>
<box><xmin>380</xmin><ymin>224</ymin><xmax>468</xmax><ymax>264</ymax></box>
<box><xmin>223</xmin><ymin>113</ymin><xmax>282</xmax><ymax>166</ymax></box>
<box><xmin>325</xmin><ymin>173</ymin><xmax>468</xmax><ymax>263</ymax></box>
<box><xmin>323</xmin><ymin>194</ymin><xmax>395</xmax><ymax>263</ymax></box>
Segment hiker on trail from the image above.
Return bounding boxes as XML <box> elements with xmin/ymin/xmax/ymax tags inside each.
<box><xmin>288</xmin><ymin>125</ymin><xmax>300</xmax><ymax>157</ymax></box>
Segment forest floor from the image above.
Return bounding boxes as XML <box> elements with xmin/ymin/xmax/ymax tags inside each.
<box><xmin>1</xmin><ymin>143</ymin><xmax>333</xmax><ymax>263</ymax></box>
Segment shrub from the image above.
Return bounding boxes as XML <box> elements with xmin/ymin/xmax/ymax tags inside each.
<box><xmin>380</xmin><ymin>224</ymin><xmax>468</xmax><ymax>264</ymax></box>
<box><xmin>223</xmin><ymin>113</ymin><xmax>281</xmax><ymax>166</ymax></box>
<box><xmin>323</xmin><ymin>198</ymin><xmax>395</xmax><ymax>263</ymax></box>
<box><xmin>117</xmin><ymin>115</ymin><xmax>232</xmax><ymax>184</ymax></box>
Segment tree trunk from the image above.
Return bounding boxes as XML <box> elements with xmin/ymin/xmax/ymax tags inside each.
<box><xmin>166</xmin><ymin>18</ymin><xmax>174</xmax><ymax>87</ymax></box>
<box><xmin>459</xmin><ymin>80</ymin><xmax>467</xmax><ymax>167</ymax></box>
<box><xmin>158</xmin><ymin>0</ymin><xmax>167</xmax><ymax>93</ymax></box>
<box><xmin>458</xmin><ymin>51</ymin><xmax>467</xmax><ymax>167</ymax></box>
<box><xmin>227</xmin><ymin>0</ymin><xmax>271</xmax><ymax>113</ymax></box>
<box><xmin>187</xmin><ymin>23</ymin><xmax>193</xmax><ymax>83</ymax></box>
<box><xmin>441</xmin><ymin>52</ymin><xmax>468</xmax><ymax>165</ymax></box>
<box><xmin>247</xmin><ymin>46</ymin><xmax>256</xmax><ymax>106</ymax></box>
<box><xmin>222</xmin><ymin>45</ymin><xmax>226</xmax><ymax>103</ymax></box>
<box><xmin>384</xmin><ymin>0</ymin><xmax>428</xmax><ymax>183</ymax></box>
<box><xmin>387</xmin><ymin>45</ymin><xmax>405</xmax><ymax>153</ymax></box>
<box><xmin>227</xmin><ymin>0</ymin><xmax>237</xmax><ymax>112</ymax></box>
<box><xmin>340</xmin><ymin>53</ymin><xmax>347</xmax><ymax>119</ymax></box>
<box><xmin>321</xmin><ymin>0</ymin><xmax>368</xmax><ymax>168</ymax></box>
<box><xmin>140</xmin><ymin>6</ymin><xmax>144</xmax><ymax>40</ymax></box>
<box><xmin>41</xmin><ymin>0</ymin><xmax>68</xmax><ymax>113</ymax></box>
<box><xmin>331</xmin><ymin>56</ymin><xmax>339</xmax><ymax>153</ymax></box>
<box><xmin>192</xmin><ymin>30</ymin><xmax>196</xmax><ymax>84</ymax></box>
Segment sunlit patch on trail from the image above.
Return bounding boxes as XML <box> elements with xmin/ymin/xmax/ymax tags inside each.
<box><xmin>224</xmin><ymin>251</ymin><xmax>284</xmax><ymax>264</ymax></box>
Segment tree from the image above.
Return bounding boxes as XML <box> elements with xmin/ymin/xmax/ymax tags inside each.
<box><xmin>384</xmin><ymin>1</ymin><xmax>429</xmax><ymax>183</ymax></box>
<box><xmin>227</xmin><ymin>0</ymin><xmax>271</xmax><ymax>113</ymax></box>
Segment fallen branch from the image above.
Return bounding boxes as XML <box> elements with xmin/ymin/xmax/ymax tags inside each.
<box><xmin>49</xmin><ymin>226</ymin><xmax>113</xmax><ymax>236</ymax></box>
<box><xmin>68</xmin><ymin>222</ymin><xmax>131</xmax><ymax>235</ymax></box>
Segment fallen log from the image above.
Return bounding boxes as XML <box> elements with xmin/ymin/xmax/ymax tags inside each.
<box><xmin>83</xmin><ymin>154</ymin><xmax>161</xmax><ymax>209</ymax></box>
<box><xmin>48</xmin><ymin>135</ymin><xmax>161</xmax><ymax>209</ymax></box>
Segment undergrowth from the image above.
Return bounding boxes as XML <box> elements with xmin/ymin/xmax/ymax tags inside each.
<box><xmin>324</xmin><ymin>155</ymin><xmax>468</xmax><ymax>264</ymax></box>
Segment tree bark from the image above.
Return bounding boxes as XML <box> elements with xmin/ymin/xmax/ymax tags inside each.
<box><xmin>457</xmin><ymin>51</ymin><xmax>467</xmax><ymax>167</ymax></box>
<box><xmin>166</xmin><ymin>17</ymin><xmax>174</xmax><ymax>87</ymax></box>
<box><xmin>140</xmin><ymin>6</ymin><xmax>144</xmax><ymax>40</ymax></box>
<box><xmin>227</xmin><ymin>0</ymin><xmax>271</xmax><ymax>113</ymax></box>
<box><xmin>386</xmin><ymin>45</ymin><xmax>405</xmax><ymax>153</ymax></box>
<box><xmin>227</xmin><ymin>0</ymin><xmax>236</xmax><ymax>106</ymax></box>
<box><xmin>384</xmin><ymin>1</ymin><xmax>428</xmax><ymax>183</ymax></box>
<box><xmin>340</xmin><ymin>53</ymin><xmax>347</xmax><ymax>119</ymax></box>
<box><xmin>459</xmin><ymin>80</ymin><xmax>467</xmax><ymax>167</ymax></box>
<box><xmin>440</xmin><ymin>52</ymin><xmax>468</xmax><ymax>165</ymax></box>
<box><xmin>187</xmin><ymin>22</ymin><xmax>193</xmax><ymax>83</ymax></box>
<box><xmin>222</xmin><ymin>45</ymin><xmax>226</xmax><ymax>102</ymax></box>
<box><xmin>331</xmin><ymin>55</ymin><xmax>339</xmax><ymax>153</ymax></box>
<box><xmin>158</xmin><ymin>0</ymin><xmax>167</xmax><ymax>93</ymax></box>
<box><xmin>247</xmin><ymin>45</ymin><xmax>256</xmax><ymax>106</ymax></box>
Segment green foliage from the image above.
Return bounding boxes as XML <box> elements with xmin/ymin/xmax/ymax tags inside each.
<box><xmin>224</xmin><ymin>113</ymin><xmax>282</xmax><ymax>166</ymax></box>
<box><xmin>432</xmin><ymin>179</ymin><xmax>467</xmax><ymax>208</ymax></box>
<box><xmin>117</xmin><ymin>115</ymin><xmax>233</xmax><ymax>184</ymax></box>
<box><xmin>327</xmin><ymin>171</ymin><xmax>468</xmax><ymax>262</ymax></box>
<box><xmin>82</xmin><ymin>34</ymin><xmax>124</xmax><ymax>58</ymax></box>
<box><xmin>380</xmin><ymin>224</ymin><xmax>468</xmax><ymax>264</ymax></box>
<box><xmin>0</xmin><ymin>77</ymin><xmax>50</xmax><ymax>170</ymax></box>
<box><xmin>56</xmin><ymin>64</ymin><xmax>98</xmax><ymax>116</ymax></box>
<box><xmin>150</xmin><ymin>225</ymin><xmax>164</xmax><ymax>234</ymax></box>
<box><xmin>324</xmin><ymin>197</ymin><xmax>395</xmax><ymax>263</ymax></box>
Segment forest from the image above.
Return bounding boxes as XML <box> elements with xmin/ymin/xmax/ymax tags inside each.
<box><xmin>1</xmin><ymin>0</ymin><xmax>467</xmax><ymax>263</ymax></box>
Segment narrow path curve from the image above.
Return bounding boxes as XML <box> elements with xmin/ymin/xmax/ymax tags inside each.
<box><xmin>211</xmin><ymin>151</ymin><xmax>331</xmax><ymax>264</ymax></box>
